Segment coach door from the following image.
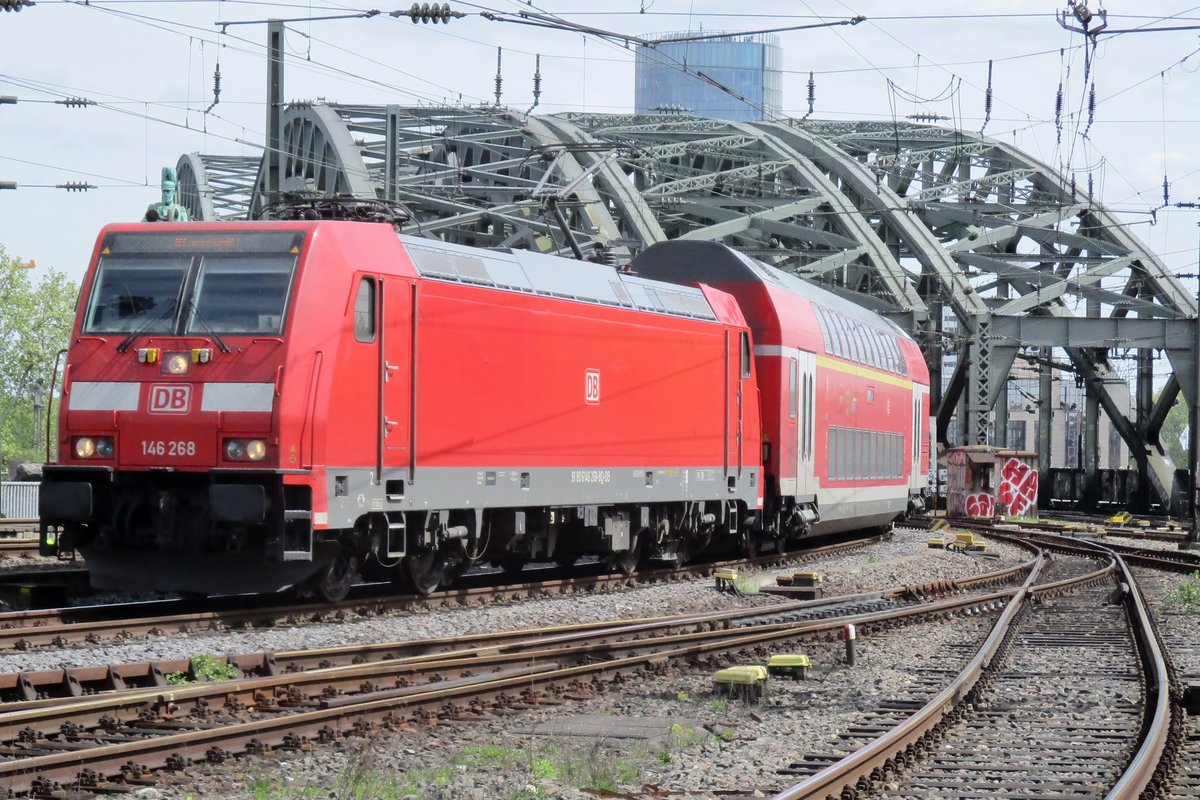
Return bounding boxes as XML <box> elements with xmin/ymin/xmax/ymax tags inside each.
<box><xmin>378</xmin><ymin>278</ymin><xmax>414</xmax><ymax>484</ymax></box>
<box><xmin>793</xmin><ymin>351</ymin><xmax>817</xmax><ymax>499</ymax></box>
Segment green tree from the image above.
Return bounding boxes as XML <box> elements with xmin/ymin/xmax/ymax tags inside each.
<box><xmin>0</xmin><ymin>244</ymin><xmax>79</xmax><ymax>473</ymax></box>
<box><xmin>1157</xmin><ymin>387</ymin><xmax>1189</xmax><ymax>469</ymax></box>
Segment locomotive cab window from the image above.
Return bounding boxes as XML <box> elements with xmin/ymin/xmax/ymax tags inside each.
<box><xmin>83</xmin><ymin>231</ymin><xmax>301</xmax><ymax>336</ymax></box>
<box><xmin>354</xmin><ymin>278</ymin><xmax>376</xmax><ymax>342</ymax></box>
<box><xmin>186</xmin><ymin>255</ymin><xmax>294</xmax><ymax>335</ymax></box>
<box><xmin>740</xmin><ymin>332</ymin><xmax>751</xmax><ymax>378</ymax></box>
<box><xmin>83</xmin><ymin>256</ymin><xmax>190</xmax><ymax>333</ymax></box>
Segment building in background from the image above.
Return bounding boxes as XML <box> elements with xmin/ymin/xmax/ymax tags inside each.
<box><xmin>634</xmin><ymin>32</ymin><xmax>783</xmax><ymax>122</ymax></box>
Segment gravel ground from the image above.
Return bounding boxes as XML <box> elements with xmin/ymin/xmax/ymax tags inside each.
<box><xmin>87</xmin><ymin>526</ymin><xmax>1028</xmax><ymax>800</ymax></box>
<box><xmin>0</xmin><ymin>527</ymin><xmax>1027</xmax><ymax>675</ymax></box>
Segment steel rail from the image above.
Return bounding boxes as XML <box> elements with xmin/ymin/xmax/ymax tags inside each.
<box><xmin>985</xmin><ymin>525</ymin><xmax>1200</xmax><ymax>574</ymax></box>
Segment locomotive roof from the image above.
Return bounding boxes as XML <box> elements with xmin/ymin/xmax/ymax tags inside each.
<box><xmin>631</xmin><ymin>239</ymin><xmax>913</xmax><ymax>341</ymax></box>
<box><xmin>397</xmin><ymin>233</ymin><xmax>724</xmax><ymax>324</ymax></box>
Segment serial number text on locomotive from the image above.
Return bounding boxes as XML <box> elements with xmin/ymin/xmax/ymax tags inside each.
<box><xmin>570</xmin><ymin>469</ymin><xmax>611</xmax><ymax>484</ymax></box>
<box><xmin>140</xmin><ymin>440</ymin><xmax>197</xmax><ymax>457</ymax></box>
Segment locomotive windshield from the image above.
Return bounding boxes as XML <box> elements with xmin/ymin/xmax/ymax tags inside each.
<box><xmin>83</xmin><ymin>231</ymin><xmax>301</xmax><ymax>335</ymax></box>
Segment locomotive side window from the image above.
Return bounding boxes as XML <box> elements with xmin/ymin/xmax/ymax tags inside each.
<box><xmin>740</xmin><ymin>332</ymin><xmax>751</xmax><ymax>378</ymax></box>
<box><xmin>354</xmin><ymin>278</ymin><xmax>376</xmax><ymax>343</ymax></box>
<box><xmin>83</xmin><ymin>256</ymin><xmax>190</xmax><ymax>332</ymax></box>
<box><xmin>187</xmin><ymin>255</ymin><xmax>294</xmax><ymax>334</ymax></box>
<box><xmin>788</xmin><ymin>359</ymin><xmax>798</xmax><ymax>419</ymax></box>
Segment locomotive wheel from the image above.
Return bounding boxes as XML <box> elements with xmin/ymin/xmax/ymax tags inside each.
<box><xmin>313</xmin><ymin>549</ymin><xmax>357</xmax><ymax>603</ymax></box>
<box><xmin>404</xmin><ymin>549</ymin><xmax>447</xmax><ymax>595</ymax></box>
<box><xmin>610</xmin><ymin>547</ymin><xmax>639</xmax><ymax>576</ymax></box>
<box><xmin>442</xmin><ymin>556</ymin><xmax>475</xmax><ymax>585</ymax></box>
<box><xmin>500</xmin><ymin>554</ymin><xmax>528</xmax><ymax>576</ymax></box>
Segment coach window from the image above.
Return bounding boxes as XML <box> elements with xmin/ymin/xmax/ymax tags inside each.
<box><xmin>354</xmin><ymin>277</ymin><xmax>376</xmax><ymax>343</ymax></box>
<box><xmin>831</xmin><ymin>428</ymin><xmax>839</xmax><ymax>480</ymax></box>
<box><xmin>806</xmin><ymin>375</ymin><xmax>814</xmax><ymax>459</ymax></box>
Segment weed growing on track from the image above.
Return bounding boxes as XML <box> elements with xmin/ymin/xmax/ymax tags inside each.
<box><xmin>1165</xmin><ymin>570</ymin><xmax>1200</xmax><ymax>613</ymax></box>
<box><xmin>164</xmin><ymin>653</ymin><xmax>239</xmax><ymax>685</ymax></box>
<box><xmin>733</xmin><ymin>575</ymin><xmax>760</xmax><ymax>594</ymax></box>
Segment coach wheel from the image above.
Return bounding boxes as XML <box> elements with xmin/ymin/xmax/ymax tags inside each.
<box><xmin>404</xmin><ymin>548</ymin><xmax>447</xmax><ymax>595</ymax></box>
<box><xmin>742</xmin><ymin>532</ymin><xmax>761</xmax><ymax>559</ymax></box>
<box><xmin>313</xmin><ymin>548</ymin><xmax>357</xmax><ymax>603</ymax></box>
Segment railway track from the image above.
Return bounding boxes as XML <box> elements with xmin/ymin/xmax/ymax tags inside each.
<box><xmin>0</xmin><ymin>543</ymin><xmax>1042</xmax><ymax>795</ymax></box>
<box><xmin>0</xmin><ymin>523</ymin><xmax>1191</xmax><ymax>796</ymax></box>
<box><xmin>770</xmin><ymin>530</ymin><xmax>1180</xmax><ymax>800</ymax></box>
<box><xmin>1</xmin><ymin>548</ymin><xmax>1037</xmax><ymax>705</ymax></box>
<box><xmin>0</xmin><ymin>535</ymin><xmax>883</xmax><ymax>652</ymax></box>
<box><xmin>0</xmin><ymin>538</ymin><xmax>40</xmax><ymax>557</ymax></box>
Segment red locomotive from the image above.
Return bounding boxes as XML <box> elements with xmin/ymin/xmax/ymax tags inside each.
<box><xmin>39</xmin><ymin>214</ymin><xmax>929</xmax><ymax>600</ymax></box>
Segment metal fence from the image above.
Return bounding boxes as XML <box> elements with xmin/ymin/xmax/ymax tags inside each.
<box><xmin>0</xmin><ymin>482</ymin><xmax>38</xmax><ymax>519</ymax></box>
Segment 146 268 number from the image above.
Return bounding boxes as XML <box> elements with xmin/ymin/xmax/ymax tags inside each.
<box><xmin>140</xmin><ymin>440</ymin><xmax>197</xmax><ymax>457</ymax></box>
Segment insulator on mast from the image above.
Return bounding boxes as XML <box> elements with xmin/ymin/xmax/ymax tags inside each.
<box><xmin>206</xmin><ymin>61</ymin><xmax>222</xmax><ymax>114</ymax></box>
<box><xmin>494</xmin><ymin>47</ymin><xmax>503</xmax><ymax>108</ymax></box>
<box><xmin>983</xmin><ymin>59</ymin><xmax>993</xmax><ymax>130</ymax></box>
<box><xmin>528</xmin><ymin>54</ymin><xmax>542</xmax><ymax>114</ymax></box>
<box><xmin>1055</xmin><ymin>81</ymin><xmax>1064</xmax><ymax>143</ymax></box>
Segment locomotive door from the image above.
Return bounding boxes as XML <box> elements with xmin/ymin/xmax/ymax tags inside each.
<box><xmin>726</xmin><ymin>331</ymin><xmax>751</xmax><ymax>481</ymax></box>
<box><xmin>378</xmin><ymin>278</ymin><xmax>413</xmax><ymax>480</ymax></box>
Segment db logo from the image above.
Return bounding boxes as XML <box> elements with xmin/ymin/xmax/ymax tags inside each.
<box><xmin>148</xmin><ymin>384</ymin><xmax>192</xmax><ymax>414</ymax></box>
<box><xmin>584</xmin><ymin>369</ymin><xmax>601</xmax><ymax>405</ymax></box>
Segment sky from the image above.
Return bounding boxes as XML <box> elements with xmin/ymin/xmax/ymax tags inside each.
<box><xmin>4</xmin><ymin>0</ymin><xmax>1200</xmax><ymax>298</ymax></box>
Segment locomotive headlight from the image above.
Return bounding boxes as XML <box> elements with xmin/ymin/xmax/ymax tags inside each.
<box><xmin>164</xmin><ymin>352</ymin><xmax>190</xmax><ymax>375</ymax></box>
<box><xmin>95</xmin><ymin>437</ymin><xmax>115</xmax><ymax>458</ymax></box>
<box><xmin>74</xmin><ymin>437</ymin><xmax>96</xmax><ymax>458</ymax></box>
<box><xmin>225</xmin><ymin>439</ymin><xmax>246</xmax><ymax>461</ymax></box>
<box><xmin>245</xmin><ymin>440</ymin><xmax>267</xmax><ymax>461</ymax></box>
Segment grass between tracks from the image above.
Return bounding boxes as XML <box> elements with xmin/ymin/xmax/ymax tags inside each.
<box><xmin>221</xmin><ymin>720</ymin><xmax>738</xmax><ymax>799</ymax></box>
<box><xmin>1165</xmin><ymin>569</ymin><xmax>1200</xmax><ymax>614</ymax></box>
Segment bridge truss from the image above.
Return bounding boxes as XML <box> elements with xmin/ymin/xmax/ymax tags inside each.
<box><xmin>172</xmin><ymin>106</ymin><xmax>1196</xmax><ymax>513</ymax></box>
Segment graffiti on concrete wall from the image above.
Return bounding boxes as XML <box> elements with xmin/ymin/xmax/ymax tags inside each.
<box><xmin>998</xmin><ymin>457</ymin><xmax>1038</xmax><ymax>517</ymax></box>
<box><xmin>965</xmin><ymin>492</ymin><xmax>995</xmax><ymax>517</ymax></box>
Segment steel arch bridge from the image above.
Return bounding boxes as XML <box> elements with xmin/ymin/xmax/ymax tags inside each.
<box><xmin>173</xmin><ymin>104</ymin><xmax>1197</xmax><ymax>513</ymax></box>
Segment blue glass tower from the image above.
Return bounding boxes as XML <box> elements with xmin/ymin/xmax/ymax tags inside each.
<box><xmin>634</xmin><ymin>32</ymin><xmax>783</xmax><ymax>122</ymax></box>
